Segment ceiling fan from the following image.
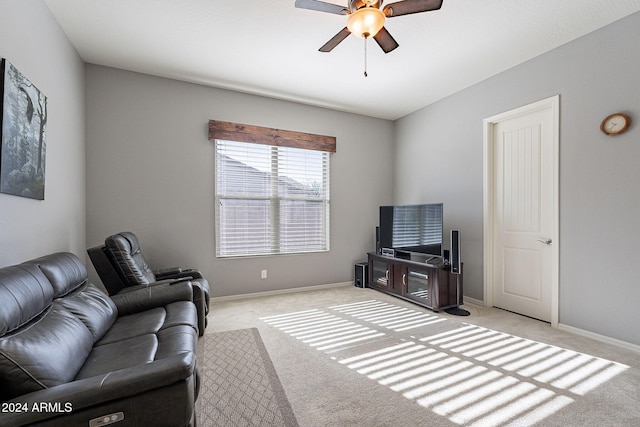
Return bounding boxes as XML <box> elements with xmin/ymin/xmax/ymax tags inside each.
<box><xmin>295</xmin><ymin>0</ymin><xmax>444</xmax><ymax>54</ymax></box>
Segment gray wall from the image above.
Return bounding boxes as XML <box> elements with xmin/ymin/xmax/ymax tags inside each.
<box><xmin>394</xmin><ymin>12</ymin><xmax>640</xmax><ymax>345</ymax></box>
<box><xmin>85</xmin><ymin>65</ymin><xmax>394</xmax><ymax>297</ymax></box>
<box><xmin>0</xmin><ymin>0</ymin><xmax>86</xmax><ymax>266</ymax></box>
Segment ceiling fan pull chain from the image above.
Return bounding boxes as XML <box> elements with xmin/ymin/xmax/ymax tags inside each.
<box><xmin>364</xmin><ymin>37</ymin><xmax>368</xmax><ymax>77</ymax></box>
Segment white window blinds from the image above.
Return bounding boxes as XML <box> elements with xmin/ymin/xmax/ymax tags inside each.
<box><xmin>215</xmin><ymin>139</ymin><xmax>330</xmax><ymax>257</ymax></box>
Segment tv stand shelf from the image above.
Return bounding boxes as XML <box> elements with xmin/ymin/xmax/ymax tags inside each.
<box><xmin>367</xmin><ymin>252</ymin><xmax>462</xmax><ymax>312</ymax></box>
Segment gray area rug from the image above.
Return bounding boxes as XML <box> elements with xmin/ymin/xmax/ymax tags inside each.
<box><xmin>196</xmin><ymin>328</ymin><xmax>298</xmax><ymax>427</ymax></box>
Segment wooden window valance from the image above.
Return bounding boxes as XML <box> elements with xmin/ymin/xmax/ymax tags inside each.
<box><xmin>208</xmin><ymin>120</ymin><xmax>336</xmax><ymax>153</ymax></box>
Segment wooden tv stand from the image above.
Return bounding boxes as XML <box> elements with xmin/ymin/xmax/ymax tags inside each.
<box><xmin>367</xmin><ymin>252</ymin><xmax>463</xmax><ymax>312</ymax></box>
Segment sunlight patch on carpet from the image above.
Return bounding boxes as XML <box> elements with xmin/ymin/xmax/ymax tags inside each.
<box><xmin>330</xmin><ymin>300</ymin><xmax>447</xmax><ymax>331</ymax></box>
<box><xmin>261</xmin><ymin>309</ymin><xmax>386</xmax><ymax>352</ymax></box>
<box><xmin>419</xmin><ymin>324</ymin><xmax>629</xmax><ymax>396</ymax></box>
<box><xmin>261</xmin><ymin>300</ymin><xmax>629</xmax><ymax>427</ymax></box>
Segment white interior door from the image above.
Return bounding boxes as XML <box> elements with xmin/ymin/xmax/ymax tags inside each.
<box><xmin>484</xmin><ymin>96</ymin><xmax>559</xmax><ymax>324</ymax></box>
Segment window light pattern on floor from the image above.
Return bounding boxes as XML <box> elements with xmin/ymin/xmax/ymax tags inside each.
<box><xmin>329</xmin><ymin>299</ymin><xmax>446</xmax><ymax>331</ymax></box>
<box><xmin>260</xmin><ymin>309</ymin><xmax>385</xmax><ymax>351</ymax></box>
<box><xmin>261</xmin><ymin>300</ymin><xmax>628</xmax><ymax>427</ymax></box>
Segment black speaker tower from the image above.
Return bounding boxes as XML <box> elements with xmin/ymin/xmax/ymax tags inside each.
<box><xmin>450</xmin><ymin>229</ymin><xmax>461</xmax><ymax>274</ymax></box>
<box><xmin>445</xmin><ymin>229</ymin><xmax>470</xmax><ymax>316</ymax></box>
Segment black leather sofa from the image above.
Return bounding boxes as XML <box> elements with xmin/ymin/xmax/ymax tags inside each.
<box><xmin>87</xmin><ymin>231</ymin><xmax>210</xmax><ymax>336</ymax></box>
<box><xmin>0</xmin><ymin>252</ymin><xmax>200</xmax><ymax>427</ymax></box>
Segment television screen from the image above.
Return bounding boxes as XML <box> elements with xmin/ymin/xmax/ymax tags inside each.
<box><xmin>379</xmin><ymin>203</ymin><xmax>443</xmax><ymax>257</ymax></box>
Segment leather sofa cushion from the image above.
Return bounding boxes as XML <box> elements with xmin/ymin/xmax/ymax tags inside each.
<box><xmin>97</xmin><ymin>301</ymin><xmax>196</xmax><ymax>345</ymax></box>
<box><xmin>31</xmin><ymin>252</ymin><xmax>88</xmax><ymax>298</ymax></box>
<box><xmin>55</xmin><ymin>282</ymin><xmax>118</xmax><ymax>342</ymax></box>
<box><xmin>97</xmin><ymin>308</ymin><xmax>168</xmax><ymax>345</ymax></box>
<box><xmin>76</xmin><ymin>334</ymin><xmax>158</xmax><ymax>380</ymax></box>
<box><xmin>0</xmin><ymin>307</ymin><xmax>94</xmax><ymax>400</ymax></box>
<box><xmin>0</xmin><ymin>263</ymin><xmax>54</xmax><ymax>335</ymax></box>
<box><xmin>0</xmin><ymin>279</ymin><xmax>117</xmax><ymax>401</ymax></box>
<box><xmin>76</xmin><ymin>303</ymin><xmax>198</xmax><ymax>380</ymax></box>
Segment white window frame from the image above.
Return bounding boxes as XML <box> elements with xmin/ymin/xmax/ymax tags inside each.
<box><xmin>214</xmin><ymin>139</ymin><xmax>331</xmax><ymax>258</ymax></box>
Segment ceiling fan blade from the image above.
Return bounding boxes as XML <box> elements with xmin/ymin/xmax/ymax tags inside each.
<box><xmin>383</xmin><ymin>0</ymin><xmax>443</xmax><ymax>17</ymax></box>
<box><xmin>319</xmin><ymin>27</ymin><xmax>351</xmax><ymax>52</ymax></box>
<box><xmin>295</xmin><ymin>0</ymin><xmax>349</xmax><ymax>15</ymax></box>
<box><xmin>373</xmin><ymin>27</ymin><xmax>399</xmax><ymax>53</ymax></box>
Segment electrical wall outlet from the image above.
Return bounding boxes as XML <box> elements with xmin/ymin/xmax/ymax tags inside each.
<box><xmin>261</xmin><ymin>270</ymin><xmax>267</xmax><ymax>279</ymax></box>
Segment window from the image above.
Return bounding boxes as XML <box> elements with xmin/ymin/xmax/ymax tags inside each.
<box><xmin>211</xmin><ymin>121</ymin><xmax>334</xmax><ymax>258</ymax></box>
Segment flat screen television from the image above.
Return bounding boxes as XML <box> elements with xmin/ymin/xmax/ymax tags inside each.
<box><xmin>379</xmin><ymin>203</ymin><xmax>443</xmax><ymax>258</ymax></box>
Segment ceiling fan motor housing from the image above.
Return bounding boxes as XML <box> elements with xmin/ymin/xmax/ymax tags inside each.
<box><xmin>349</xmin><ymin>0</ymin><xmax>383</xmax><ymax>12</ymax></box>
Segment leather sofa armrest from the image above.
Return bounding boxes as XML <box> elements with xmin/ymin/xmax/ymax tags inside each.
<box><xmin>110</xmin><ymin>281</ymin><xmax>193</xmax><ymax>316</ymax></box>
<box><xmin>155</xmin><ymin>267</ymin><xmax>183</xmax><ymax>276</ymax></box>
<box><xmin>0</xmin><ymin>353</ymin><xmax>196</xmax><ymax>427</ymax></box>
<box><xmin>155</xmin><ymin>268</ymin><xmax>203</xmax><ymax>280</ymax></box>
<box><xmin>116</xmin><ymin>278</ymin><xmax>189</xmax><ymax>290</ymax></box>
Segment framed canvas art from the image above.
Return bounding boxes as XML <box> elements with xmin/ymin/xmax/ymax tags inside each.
<box><xmin>0</xmin><ymin>58</ymin><xmax>47</xmax><ymax>200</ymax></box>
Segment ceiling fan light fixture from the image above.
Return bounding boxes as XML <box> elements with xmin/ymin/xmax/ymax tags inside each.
<box><xmin>346</xmin><ymin>7</ymin><xmax>386</xmax><ymax>39</ymax></box>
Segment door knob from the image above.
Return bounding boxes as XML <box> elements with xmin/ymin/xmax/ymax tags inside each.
<box><xmin>537</xmin><ymin>238</ymin><xmax>552</xmax><ymax>245</ymax></box>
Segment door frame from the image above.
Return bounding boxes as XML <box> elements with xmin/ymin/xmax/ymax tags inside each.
<box><xmin>483</xmin><ymin>95</ymin><xmax>560</xmax><ymax>327</ymax></box>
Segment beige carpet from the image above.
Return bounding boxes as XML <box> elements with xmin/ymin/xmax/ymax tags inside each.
<box><xmin>196</xmin><ymin>328</ymin><xmax>298</xmax><ymax>427</ymax></box>
<box><xmin>207</xmin><ymin>286</ymin><xmax>640</xmax><ymax>427</ymax></box>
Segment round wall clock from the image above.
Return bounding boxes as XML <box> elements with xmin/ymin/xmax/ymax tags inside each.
<box><xmin>600</xmin><ymin>113</ymin><xmax>630</xmax><ymax>136</ymax></box>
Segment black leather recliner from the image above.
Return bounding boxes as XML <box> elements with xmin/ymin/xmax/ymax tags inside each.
<box><xmin>88</xmin><ymin>231</ymin><xmax>210</xmax><ymax>335</ymax></box>
<box><xmin>0</xmin><ymin>252</ymin><xmax>199</xmax><ymax>427</ymax></box>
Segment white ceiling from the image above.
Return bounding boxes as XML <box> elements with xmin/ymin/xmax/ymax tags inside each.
<box><xmin>44</xmin><ymin>0</ymin><xmax>640</xmax><ymax>120</ymax></box>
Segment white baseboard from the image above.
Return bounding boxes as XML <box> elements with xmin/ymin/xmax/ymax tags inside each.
<box><xmin>463</xmin><ymin>296</ymin><xmax>485</xmax><ymax>307</ymax></box>
<box><xmin>211</xmin><ymin>281</ymin><xmax>352</xmax><ymax>302</ymax></box>
<box><xmin>558</xmin><ymin>323</ymin><xmax>640</xmax><ymax>355</ymax></box>
<box><xmin>216</xmin><ymin>289</ymin><xmax>485</xmax><ymax>308</ymax></box>
<box><xmin>459</xmin><ymin>297</ymin><xmax>639</xmax><ymax>354</ymax></box>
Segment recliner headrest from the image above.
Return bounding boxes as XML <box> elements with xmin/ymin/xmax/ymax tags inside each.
<box><xmin>106</xmin><ymin>231</ymin><xmax>141</xmax><ymax>256</ymax></box>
